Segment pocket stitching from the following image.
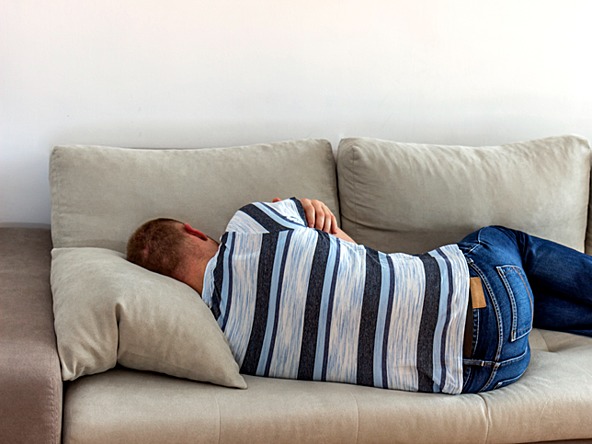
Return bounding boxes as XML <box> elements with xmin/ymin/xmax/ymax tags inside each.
<box><xmin>496</xmin><ymin>265</ymin><xmax>533</xmax><ymax>342</ymax></box>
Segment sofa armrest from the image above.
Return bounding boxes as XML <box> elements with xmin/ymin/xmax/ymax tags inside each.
<box><xmin>0</xmin><ymin>228</ymin><xmax>62</xmax><ymax>443</ymax></box>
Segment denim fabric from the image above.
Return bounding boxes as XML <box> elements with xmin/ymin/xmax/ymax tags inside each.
<box><xmin>458</xmin><ymin>226</ymin><xmax>592</xmax><ymax>393</ymax></box>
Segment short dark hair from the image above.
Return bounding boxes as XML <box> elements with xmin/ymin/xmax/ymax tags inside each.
<box><xmin>126</xmin><ymin>218</ymin><xmax>187</xmax><ymax>278</ymax></box>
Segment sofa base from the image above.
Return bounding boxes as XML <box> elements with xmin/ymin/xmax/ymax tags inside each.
<box><xmin>0</xmin><ymin>228</ymin><xmax>62</xmax><ymax>444</ymax></box>
<box><xmin>63</xmin><ymin>329</ymin><xmax>592</xmax><ymax>444</ymax></box>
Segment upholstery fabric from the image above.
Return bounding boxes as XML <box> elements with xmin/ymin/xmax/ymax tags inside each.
<box><xmin>0</xmin><ymin>228</ymin><xmax>62</xmax><ymax>444</ymax></box>
<box><xmin>337</xmin><ymin>135</ymin><xmax>592</xmax><ymax>254</ymax></box>
<box><xmin>51</xmin><ymin>247</ymin><xmax>246</xmax><ymax>388</ymax></box>
<box><xmin>62</xmin><ymin>329</ymin><xmax>592</xmax><ymax>443</ymax></box>
<box><xmin>50</xmin><ymin>139</ymin><xmax>338</xmax><ymax>252</ymax></box>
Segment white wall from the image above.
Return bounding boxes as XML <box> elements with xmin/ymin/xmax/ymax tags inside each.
<box><xmin>2</xmin><ymin>0</ymin><xmax>591</xmax><ymax>225</ymax></box>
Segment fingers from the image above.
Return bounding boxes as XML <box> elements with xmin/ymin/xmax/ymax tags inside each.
<box><xmin>300</xmin><ymin>198</ymin><xmax>315</xmax><ymax>227</ymax></box>
<box><xmin>300</xmin><ymin>198</ymin><xmax>338</xmax><ymax>234</ymax></box>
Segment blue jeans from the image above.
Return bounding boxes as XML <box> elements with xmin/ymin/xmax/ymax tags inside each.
<box><xmin>458</xmin><ymin>226</ymin><xmax>592</xmax><ymax>393</ymax></box>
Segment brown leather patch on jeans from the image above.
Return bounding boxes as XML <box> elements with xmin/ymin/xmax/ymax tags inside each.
<box><xmin>470</xmin><ymin>277</ymin><xmax>487</xmax><ymax>309</ymax></box>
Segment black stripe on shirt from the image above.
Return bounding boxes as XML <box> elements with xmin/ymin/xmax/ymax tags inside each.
<box><xmin>262</xmin><ymin>231</ymin><xmax>294</xmax><ymax>376</ymax></box>
<box><xmin>417</xmin><ymin>253</ymin><xmax>441</xmax><ymax>392</ymax></box>
<box><xmin>239</xmin><ymin>204</ymin><xmax>291</xmax><ymax>233</ymax></box>
<box><xmin>240</xmin><ymin>233</ymin><xmax>278</xmax><ymax>375</ymax></box>
<box><xmin>292</xmin><ymin>198</ymin><xmax>308</xmax><ymax>225</ymax></box>
<box><xmin>298</xmin><ymin>232</ymin><xmax>330</xmax><ymax>380</ymax></box>
<box><xmin>356</xmin><ymin>247</ymin><xmax>382</xmax><ymax>387</ymax></box>
<box><xmin>219</xmin><ymin>232</ymin><xmax>235</xmax><ymax>331</ymax></box>
<box><xmin>381</xmin><ymin>255</ymin><xmax>396</xmax><ymax>388</ymax></box>
<box><xmin>210</xmin><ymin>232</ymin><xmax>228</xmax><ymax>320</ymax></box>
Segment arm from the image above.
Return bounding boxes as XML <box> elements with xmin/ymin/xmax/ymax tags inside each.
<box><xmin>328</xmin><ymin>225</ymin><xmax>356</xmax><ymax>244</ymax></box>
<box><xmin>273</xmin><ymin>197</ymin><xmax>356</xmax><ymax>244</ymax></box>
<box><xmin>0</xmin><ymin>228</ymin><xmax>62</xmax><ymax>443</ymax></box>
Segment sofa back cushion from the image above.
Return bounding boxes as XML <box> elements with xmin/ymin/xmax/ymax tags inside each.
<box><xmin>337</xmin><ymin>135</ymin><xmax>591</xmax><ymax>254</ymax></box>
<box><xmin>50</xmin><ymin>140</ymin><xmax>338</xmax><ymax>251</ymax></box>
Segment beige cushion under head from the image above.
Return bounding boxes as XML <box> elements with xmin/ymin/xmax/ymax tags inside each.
<box><xmin>337</xmin><ymin>135</ymin><xmax>591</xmax><ymax>254</ymax></box>
<box><xmin>50</xmin><ymin>140</ymin><xmax>338</xmax><ymax>252</ymax></box>
<box><xmin>51</xmin><ymin>247</ymin><xmax>246</xmax><ymax>388</ymax></box>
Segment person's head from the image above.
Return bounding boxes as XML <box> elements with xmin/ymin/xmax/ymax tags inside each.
<box><xmin>126</xmin><ymin>218</ymin><xmax>217</xmax><ymax>291</ymax></box>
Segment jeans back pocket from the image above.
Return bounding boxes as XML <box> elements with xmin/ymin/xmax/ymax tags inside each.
<box><xmin>496</xmin><ymin>265</ymin><xmax>534</xmax><ymax>342</ymax></box>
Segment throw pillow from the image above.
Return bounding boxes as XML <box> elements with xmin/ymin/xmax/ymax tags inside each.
<box><xmin>51</xmin><ymin>247</ymin><xmax>247</xmax><ymax>388</ymax></box>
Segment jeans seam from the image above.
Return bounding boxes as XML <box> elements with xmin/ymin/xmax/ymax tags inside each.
<box><xmin>462</xmin><ymin>366</ymin><xmax>472</xmax><ymax>392</ymax></box>
<box><xmin>465</xmin><ymin>348</ymin><xmax>530</xmax><ymax>368</ymax></box>
<box><xmin>468</xmin><ymin>262</ymin><xmax>504</xmax><ymax>361</ymax></box>
<box><xmin>464</xmin><ymin>243</ymin><xmax>481</xmax><ymax>255</ymax></box>
<box><xmin>463</xmin><ymin>348</ymin><xmax>530</xmax><ymax>393</ymax></box>
<box><xmin>471</xmin><ymin>308</ymin><xmax>479</xmax><ymax>358</ymax></box>
<box><xmin>463</xmin><ymin>259</ymin><xmax>481</xmax><ymax>359</ymax></box>
<box><xmin>493</xmin><ymin>349</ymin><xmax>531</xmax><ymax>389</ymax></box>
<box><xmin>479</xmin><ymin>363</ymin><xmax>500</xmax><ymax>392</ymax></box>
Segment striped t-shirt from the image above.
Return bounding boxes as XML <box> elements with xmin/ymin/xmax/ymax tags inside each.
<box><xmin>202</xmin><ymin>198</ymin><xmax>470</xmax><ymax>394</ymax></box>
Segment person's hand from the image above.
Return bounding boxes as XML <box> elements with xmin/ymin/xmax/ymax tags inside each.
<box><xmin>299</xmin><ymin>198</ymin><xmax>338</xmax><ymax>235</ymax></box>
<box><xmin>272</xmin><ymin>197</ymin><xmax>356</xmax><ymax>243</ymax></box>
<box><xmin>272</xmin><ymin>197</ymin><xmax>336</xmax><ymax>234</ymax></box>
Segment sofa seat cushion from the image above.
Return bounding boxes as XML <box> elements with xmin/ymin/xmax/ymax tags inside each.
<box><xmin>63</xmin><ymin>330</ymin><xmax>592</xmax><ymax>444</ymax></box>
<box><xmin>337</xmin><ymin>136</ymin><xmax>592</xmax><ymax>254</ymax></box>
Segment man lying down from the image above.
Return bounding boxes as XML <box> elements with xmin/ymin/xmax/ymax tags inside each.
<box><xmin>127</xmin><ymin>197</ymin><xmax>592</xmax><ymax>394</ymax></box>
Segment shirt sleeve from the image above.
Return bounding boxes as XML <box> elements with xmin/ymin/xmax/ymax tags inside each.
<box><xmin>225</xmin><ymin>198</ymin><xmax>307</xmax><ymax>234</ymax></box>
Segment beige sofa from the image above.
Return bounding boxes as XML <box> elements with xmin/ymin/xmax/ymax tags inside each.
<box><xmin>2</xmin><ymin>136</ymin><xmax>592</xmax><ymax>443</ymax></box>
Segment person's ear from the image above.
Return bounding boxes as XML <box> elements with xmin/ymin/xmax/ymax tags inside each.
<box><xmin>183</xmin><ymin>223</ymin><xmax>208</xmax><ymax>241</ymax></box>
